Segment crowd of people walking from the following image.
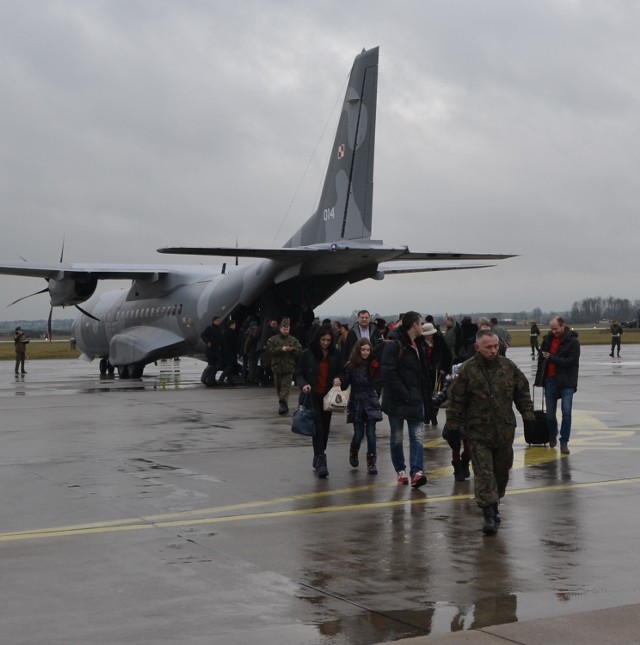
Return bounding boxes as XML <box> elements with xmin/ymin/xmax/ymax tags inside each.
<box><xmin>199</xmin><ymin>310</ymin><xmax>580</xmax><ymax>535</ymax></box>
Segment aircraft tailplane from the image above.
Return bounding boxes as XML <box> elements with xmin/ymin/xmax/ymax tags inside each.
<box><xmin>284</xmin><ymin>47</ymin><xmax>378</xmax><ymax>249</ymax></box>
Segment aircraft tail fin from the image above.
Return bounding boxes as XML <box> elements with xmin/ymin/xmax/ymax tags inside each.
<box><xmin>284</xmin><ymin>47</ymin><xmax>379</xmax><ymax>248</ymax></box>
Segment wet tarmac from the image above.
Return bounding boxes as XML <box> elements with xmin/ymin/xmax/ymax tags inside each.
<box><xmin>1</xmin><ymin>346</ymin><xmax>639</xmax><ymax>644</ymax></box>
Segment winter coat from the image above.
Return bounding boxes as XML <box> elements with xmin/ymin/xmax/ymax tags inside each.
<box><xmin>446</xmin><ymin>352</ymin><xmax>534</xmax><ymax>445</ymax></box>
<box><xmin>340</xmin><ymin>364</ymin><xmax>381</xmax><ymax>424</ymax></box>
<box><xmin>295</xmin><ymin>345</ymin><xmax>340</xmax><ymax>396</ymax></box>
<box><xmin>14</xmin><ymin>331</ymin><xmax>29</xmax><ymax>356</ymax></box>
<box><xmin>267</xmin><ymin>333</ymin><xmax>302</xmax><ymax>374</ymax></box>
<box><xmin>220</xmin><ymin>327</ymin><xmax>239</xmax><ymax>369</ymax></box>
<box><xmin>534</xmin><ymin>330</ymin><xmax>580</xmax><ymax>390</ymax></box>
<box><xmin>380</xmin><ymin>329</ymin><xmax>430</xmax><ymax>421</ymax></box>
<box><xmin>457</xmin><ymin>321</ymin><xmax>479</xmax><ymax>362</ymax></box>
<box><xmin>421</xmin><ymin>333</ymin><xmax>453</xmax><ymax>379</ymax></box>
<box><xmin>200</xmin><ymin>323</ymin><xmax>222</xmax><ymax>364</ymax></box>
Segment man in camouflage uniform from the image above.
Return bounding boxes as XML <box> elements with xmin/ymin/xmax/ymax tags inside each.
<box><xmin>267</xmin><ymin>318</ymin><xmax>302</xmax><ymax>415</ymax></box>
<box><xmin>443</xmin><ymin>329</ymin><xmax>535</xmax><ymax>535</ymax></box>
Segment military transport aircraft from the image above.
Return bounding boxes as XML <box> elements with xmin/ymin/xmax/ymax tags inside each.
<box><xmin>0</xmin><ymin>47</ymin><xmax>514</xmax><ymax>378</ymax></box>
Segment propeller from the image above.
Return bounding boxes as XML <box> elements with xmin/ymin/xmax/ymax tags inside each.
<box><xmin>8</xmin><ymin>237</ymin><xmax>101</xmax><ymax>341</ymax></box>
<box><xmin>75</xmin><ymin>304</ymin><xmax>100</xmax><ymax>322</ymax></box>
<box><xmin>8</xmin><ymin>287</ymin><xmax>50</xmax><ymax>307</ymax></box>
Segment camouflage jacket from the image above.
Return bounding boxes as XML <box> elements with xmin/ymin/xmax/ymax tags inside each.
<box><xmin>445</xmin><ymin>352</ymin><xmax>534</xmax><ymax>443</ymax></box>
<box><xmin>266</xmin><ymin>333</ymin><xmax>302</xmax><ymax>374</ymax></box>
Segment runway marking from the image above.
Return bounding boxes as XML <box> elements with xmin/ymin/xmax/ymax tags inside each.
<box><xmin>2</xmin><ymin>476</ymin><xmax>640</xmax><ymax>544</ymax></box>
<box><xmin>1</xmin><ymin>408</ymin><xmax>637</xmax><ymax>544</ymax></box>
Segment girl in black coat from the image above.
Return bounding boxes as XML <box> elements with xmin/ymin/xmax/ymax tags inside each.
<box><xmin>340</xmin><ymin>338</ymin><xmax>382</xmax><ymax>474</ymax></box>
<box><xmin>295</xmin><ymin>324</ymin><xmax>341</xmax><ymax>478</ymax></box>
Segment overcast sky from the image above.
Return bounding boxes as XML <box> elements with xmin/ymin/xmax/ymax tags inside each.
<box><xmin>1</xmin><ymin>0</ymin><xmax>639</xmax><ymax>322</ymax></box>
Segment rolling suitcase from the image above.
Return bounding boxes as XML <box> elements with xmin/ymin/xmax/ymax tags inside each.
<box><xmin>526</xmin><ymin>386</ymin><xmax>550</xmax><ymax>445</ymax></box>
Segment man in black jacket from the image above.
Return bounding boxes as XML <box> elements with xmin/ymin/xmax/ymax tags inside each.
<box><xmin>381</xmin><ymin>311</ymin><xmax>430</xmax><ymax>489</ymax></box>
<box><xmin>535</xmin><ymin>316</ymin><xmax>580</xmax><ymax>454</ymax></box>
<box><xmin>342</xmin><ymin>310</ymin><xmax>383</xmax><ymax>365</ymax></box>
<box><xmin>200</xmin><ymin>316</ymin><xmax>222</xmax><ymax>385</ymax></box>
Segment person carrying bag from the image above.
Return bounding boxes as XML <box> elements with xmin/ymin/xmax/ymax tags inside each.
<box><xmin>291</xmin><ymin>392</ymin><xmax>316</xmax><ymax>437</ymax></box>
<box><xmin>323</xmin><ymin>385</ymin><xmax>350</xmax><ymax>413</ymax></box>
<box><xmin>295</xmin><ymin>324</ymin><xmax>341</xmax><ymax>478</ymax></box>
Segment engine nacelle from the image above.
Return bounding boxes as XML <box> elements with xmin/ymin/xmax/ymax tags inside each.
<box><xmin>48</xmin><ymin>276</ymin><xmax>98</xmax><ymax>306</ymax></box>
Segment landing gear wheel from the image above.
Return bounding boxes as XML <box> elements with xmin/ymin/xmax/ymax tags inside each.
<box><xmin>99</xmin><ymin>358</ymin><xmax>108</xmax><ymax>375</ymax></box>
<box><xmin>130</xmin><ymin>364</ymin><xmax>144</xmax><ymax>379</ymax></box>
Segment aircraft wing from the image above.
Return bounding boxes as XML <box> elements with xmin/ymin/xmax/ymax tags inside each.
<box><xmin>0</xmin><ymin>262</ymin><xmax>183</xmax><ymax>281</ymax></box>
<box><xmin>158</xmin><ymin>245</ymin><xmax>515</xmax><ymax>263</ymax></box>
<box><xmin>378</xmin><ymin>262</ymin><xmax>498</xmax><ymax>275</ymax></box>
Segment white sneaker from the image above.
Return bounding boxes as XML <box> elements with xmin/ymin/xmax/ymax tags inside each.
<box><xmin>397</xmin><ymin>470</ymin><xmax>409</xmax><ymax>485</ymax></box>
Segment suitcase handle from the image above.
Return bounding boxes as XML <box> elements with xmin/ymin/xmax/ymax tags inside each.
<box><xmin>532</xmin><ymin>385</ymin><xmax>545</xmax><ymax>412</ymax></box>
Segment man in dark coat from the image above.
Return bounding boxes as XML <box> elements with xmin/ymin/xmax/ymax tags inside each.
<box><xmin>457</xmin><ymin>316</ymin><xmax>478</xmax><ymax>363</ymax></box>
<box><xmin>381</xmin><ymin>311</ymin><xmax>430</xmax><ymax>489</ymax></box>
<box><xmin>535</xmin><ymin>316</ymin><xmax>580</xmax><ymax>455</ymax></box>
<box><xmin>218</xmin><ymin>320</ymin><xmax>239</xmax><ymax>385</ymax></box>
<box><xmin>200</xmin><ymin>316</ymin><xmax>222</xmax><ymax>385</ymax></box>
<box><xmin>342</xmin><ymin>309</ymin><xmax>383</xmax><ymax>365</ymax></box>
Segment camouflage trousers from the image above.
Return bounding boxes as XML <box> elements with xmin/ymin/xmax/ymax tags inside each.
<box><xmin>273</xmin><ymin>370</ymin><xmax>295</xmax><ymax>403</ymax></box>
<box><xmin>469</xmin><ymin>440</ymin><xmax>514</xmax><ymax>509</ymax></box>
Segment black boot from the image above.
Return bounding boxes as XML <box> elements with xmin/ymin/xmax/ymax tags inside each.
<box><xmin>366</xmin><ymin>452</ymin><xmax>378</xmax><ymax>475</ymax></box>
<box><xmin>461</xmin><ymin>455</ymin><xmax>471</xmax><ymax>480</ymax></box>
<box><xmin>349</xmin><ymin>446</ymin><xmax>359</xmax><ymax>468</ymax></box>
<box><xmin>482</xmin><ymin>507</ymin><xmax>497</xmax><ymax>535</ymax></box>
<box><xmin>278</xmin><ymin>401</ymin><xmax>287</xmax><ymax>415</ymax></box>
<box><xmin>492</xmin><ymin>503</ymin><xmax>501</xmax><ymax>524</ymax></box>
<box><xmin>312</xmin><ymin>454</ymin><xmax>320</xmax><ymax>471</ymax></box>
<box><xmin>317</xmin><ymin>454</ymin><xmax>329</xmax><ymax>478</ymax></box>
<box><xmin>452</xmin><ymin>460</ymin><xmax>466</xmax><ymax>482</ymax></box>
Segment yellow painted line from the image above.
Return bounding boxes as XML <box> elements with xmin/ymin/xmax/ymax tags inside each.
<box><xmin>2</xmin><ymin>477</ymin><xmax>640</xmax><ymax>544</ymax></box>
<box><xmin>2</xmin><ymin>408</ymin><xmax>638</xmax><ymax>544</ymax></box>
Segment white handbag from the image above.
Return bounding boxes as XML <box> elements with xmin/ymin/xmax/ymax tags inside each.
<box><xmin>323</xmin><ymin>385</ymin><xmax>350</xmax><ymax>413</ymax></box>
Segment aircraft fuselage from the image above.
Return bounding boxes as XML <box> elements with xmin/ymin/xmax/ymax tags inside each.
<box><xmin>73</xmin><ymin>261</ymin><xmax>280</xmax><ymax>368</ymax></box>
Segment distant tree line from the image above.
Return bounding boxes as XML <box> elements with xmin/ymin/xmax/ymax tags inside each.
<box><xmin>337</xmin><ymin>298</ymin><xmax>640</xmax><ymax>327</ymax></box>
<box><xmin>0</xmin><ymin>319</ymin><xmax>75</xmax><ymax>337</ymax></box>
<box><xmin>569</xmin><ymin>297</ymin><xmax>640</xmax><ymax>324</ymax></box>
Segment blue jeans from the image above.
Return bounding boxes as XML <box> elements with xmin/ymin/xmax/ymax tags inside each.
<box><xmin>388</xmin><ymin>415</ymin><xmax>424</xmax><ymax>476</ymax></box>
<box><xmin>544</xmin><ymin>377</ymin><xmax>575</xmax><ymax>444</ymax></box>
<box><xmin>352</xmin><ymin>418</ymin><xmax>377</xmax><ymax>454</ymax></box>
